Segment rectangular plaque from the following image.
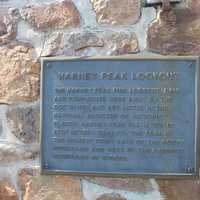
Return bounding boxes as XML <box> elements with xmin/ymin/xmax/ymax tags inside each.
<box><xmin>41</xmin><ymin>56</ymin><xmax>199</xmax><ymax>177</ymax></box>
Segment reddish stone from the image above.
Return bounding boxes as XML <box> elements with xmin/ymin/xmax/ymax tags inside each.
<box><xmin>0</xmin><ymin>179</ymin><xmax>18</xmax><ymax>200</ymax></box>
<box><xmin>21</xmin><ymin>1</ymin><xmax>80</xmax><ymax>32</ymax></box>
<box><xmin>147</xmin><ymin>2</ymin><xmax>200</xmax><ymax>55</ymax></box>
<box><xmin>157</xmin><ymin>179</ymin><xmax>200</xmax><ymax>200</ymax></box>
<box><xmin>91</xmin><ymin>0</ymin><xmax>140</xmax><ymax>25</ymax></box>
<box><xmin>190</xmin><ymin>0</ymin><xmax>200</xmax><ymax>8</ymax></box>
<box><xmin>18</xmin><ymin>168</ymin><xmax>82</xmax><ymax>200</ymax></box>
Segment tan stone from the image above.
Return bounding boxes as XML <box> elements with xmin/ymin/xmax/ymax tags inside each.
<box><xmin>0</xmin><ymin>42</ymin><xmax>40</xmax><ymax>104</ymax></box>
<box><xmin>18</xmin><ymin>168</ymin><xmax>82</xmax><ymax>200</ymax></box>
<box><xmin>21</xmin><ymin>0</ymin><xmax>80</xmax><ymax>32</ymax></box>
<box><xmin>97</xmin><ymin>193</ymin><xmax>127</xmax><ymax>200</ymax></box>
<box><xmin>85</xmin><ymin>177</ymin><xmax>153</xmax><ymax>193</ymax></box>
<box><xmin>91</xmin><ymin>0</ymin><xmax>140</xmax><ymax>25</ymax></box>
<box><xmin>157</xmin><ymin>179</ymin><xmax>200</xmax><ymax>200</ymax></box>
<box><xmin>0</xmin><ymin>179</ymin><xmax>18</xmax><ymax>200</ymax></box>
<box><xmin>105</xmin><ymin>31</ymin><xmax>139</xmax><ymax>55</ymax></box>
<box><xmin>147</xmin><ymin>1</ymin><xmax>200</xmax><ymax>55</ymax></box>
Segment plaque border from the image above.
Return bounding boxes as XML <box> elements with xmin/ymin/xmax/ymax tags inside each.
<box><xmin>40</xmin><ymin>55</ymin><xmax>200</xmax><ymax>178</ymax></box>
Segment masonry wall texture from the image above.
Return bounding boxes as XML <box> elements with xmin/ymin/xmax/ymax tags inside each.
<box><xmin>0</xmin><ymin>0</ymin><xmax>199</xmax><ymax>200</ymax></box>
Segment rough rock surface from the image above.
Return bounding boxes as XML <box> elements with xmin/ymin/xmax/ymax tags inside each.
<box><xmin>91</xmin><ymin>0</ymin><xmax>140</xmax><ymax>25</ymax></box>
<box><xmin>0</xmin><ymin>179</ymin><xmax>18</xmax><ymax>200</ymax></box>
<box><xmin>68</xmin><ymin>31</ymin><xmax>104</xmax><ymax>51</ymax></box>
<box><xmin>41</xmin><ymin>32</ymin><xmax>64</xmax><ymax>56</ymax></box>
<box><xmin>0</xmin><ymin>143</ymin><xmax>38</xmax><ymax>162</ymax></box>
<box><xmin>41</xmin><ymin>30</ymin><xmax>138</xmax><ymax>56</ymax></box>
<box><xmin>18</xmin><ymin>168</ymin><xmax>82</xmax><ymax>200</ymax></box>
<box><xmin>0</xmin><ymin>42</ymin><xmax>40</xmax><ymax>104</ymax></box>
<box><xmin>147</xmin><ymin>1</ymin><xmax>200</xmax><ymax>55</ymax></box>
<box><xmin>157</xmin><ymin>179</ymin><xmax>200</xmax><ymax>200</ymax></box>
<box><xmin>96</xmin><ymin>193</ymin><xmax>127</xmax><ymax>200</ymax></box>
<box><xmin>104</xmin><ymin>31</ymin><xmax>139</xmax><ymax>55</ymax></box>
<box><xmin>6</xmin><ymin>102</ymin><xmax>40</xmax><ymax>143</ymax></box>
<box><xmin>0</xmin><ymin>16</ymin><xmax>7</xmax><ymax>36</ymax></box>
<box><xmin>0</xmin><ymin>9</ymin><xmax>20</xmax><ymax>45</ymax></box>
<box><xmin>85</xmin><ymin>177</ymin><xmax>153</xmax><ymax>193</ymax></box>
<box><xmin>21</xmin><ymin>0</ymin><xmax>80</xmax><ymax>32</ymax></box>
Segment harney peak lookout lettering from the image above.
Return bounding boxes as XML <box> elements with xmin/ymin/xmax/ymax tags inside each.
<box><xmin>55</xmin><ymin>87</ymin><xmax>179</xmax><ymax>95</ymax></box>
<box><xmin>58</xmin><ymin>72</ymin><xmax>179</xmax><ymax>80</ymax></box>
<box><xmin>41</xmin><ymin>57</ymin><xmax>198</xmax><ymax>177</ymax></box>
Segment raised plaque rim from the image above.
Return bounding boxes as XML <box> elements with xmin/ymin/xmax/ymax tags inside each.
<box><xmin>40</xmin><ymin>55</ymin><xmax>200</xmax><ymax>178</ymax></box>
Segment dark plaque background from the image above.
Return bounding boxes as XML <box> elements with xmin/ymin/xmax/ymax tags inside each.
<box><xmin>41</xmin><ymin>57</ymin><xmax>199</xmax><ymax>176</ymax></box>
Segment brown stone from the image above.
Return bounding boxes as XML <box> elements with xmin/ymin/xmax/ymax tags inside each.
<box><xmin>0</xmin><ymin>42</ymin><xmax>40</xmax><ymax>104</ymax></box>
<box><xmin>0</xmin><ymin>179</ymin><xmax>18</xmax><ymax>200</ymax></box>
<box><xmin>96</xmin><ymin>193</ymin><xmax>127</xmax><ymax>200</ymax></box>
<box><xmin>157</xmin><ymin>179</ymin><xmax>200</xmax><ymax>200</ymax></box>
<box><xmin>85</xmin><ymin>177</ymin><xmax>153</xmax><ymax>193</ymax></box>
<box><xmin>6</xmin><ymin>102</ymin><xmax>40</xmax><ymax>143</ymax></box>
<box><xmin>18</xmin><ymin>168</ymin><xmax>82</xmax><ymax>200</ymax></box>
<box><xmin>21</xmin><ymin>1</ymin><xmax>80</xmax><ymax>32</ymax></box>
<box><xmin>147</xmin><ymin>1</ymin><xmax>200</xmax><ymax>55</ymax></box>
<box><xmin>91</xmin><ymin>0</ymin><xmax>140</xmax><ymax>25</ymax></box>
<box><xmin>190</xmin><ymin>0</ymin><xmax>200</xmax><ymax>7</ymax></box>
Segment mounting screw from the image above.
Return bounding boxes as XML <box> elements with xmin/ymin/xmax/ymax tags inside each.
<box><xmin>53</xmin><ymin>137</ymin><xmax>57</xmax><ymax>142</ymax></box>
<box><xmin>46</xmin><ymin>62</ymin><xmax>52</xmax><ymax>68</ymax></box>
<box><xmin>44</xmin><ymin>163</ymin><xmax>49</xmax><ymax>169</ymax></box>
<box><xmin>186</xmin><ymin>167</ymin><xmax>194</xmax><ymax>173</ymax></box>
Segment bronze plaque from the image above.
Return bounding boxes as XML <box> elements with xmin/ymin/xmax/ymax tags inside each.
<box><xmin>40</xmin><ymin>56</ymin><xmax>199</xmax><ymax>177</ymax></box>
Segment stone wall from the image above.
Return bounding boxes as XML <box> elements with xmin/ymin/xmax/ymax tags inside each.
<box><xmin>0</xmin><ymin>0</ymin><xmax>199</xmax><ymax>199</ymax></box>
